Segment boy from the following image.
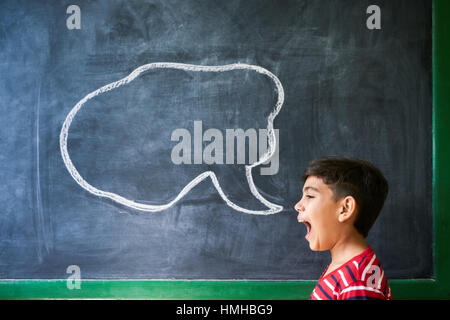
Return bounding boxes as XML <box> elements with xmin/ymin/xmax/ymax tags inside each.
<box><xmin>294</xmin><ymin>156</ymin><xmax>392</xmax><ymax>300</ymax></box>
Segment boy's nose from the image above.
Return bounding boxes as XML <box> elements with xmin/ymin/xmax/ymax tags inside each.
<box><xmin>294</xmin><ymin>201</ymin><xmax>304</xmax><ymax>222</ymax></box>
<box><xmin>294</xmin><ymin>200</ymin><xmax>304</xmax><ymax>213</ymax></box>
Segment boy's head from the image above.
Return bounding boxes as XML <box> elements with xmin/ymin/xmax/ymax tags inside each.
<box><xmin>294</xmin><ymin>156</ymin><xmax>389</xmax><ymax>251</ymax></box>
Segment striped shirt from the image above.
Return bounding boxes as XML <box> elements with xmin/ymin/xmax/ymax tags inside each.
<box><xmin>310</xmin><ymin>246</ymin><xmax>392</xmax><ymax>300</ymax></box>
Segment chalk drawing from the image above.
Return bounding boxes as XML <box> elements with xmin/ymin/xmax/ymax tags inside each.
<box><xmin>59</xmin><ymin>62</ymin><xmax>284</xmax><ymax>215</ymax></box>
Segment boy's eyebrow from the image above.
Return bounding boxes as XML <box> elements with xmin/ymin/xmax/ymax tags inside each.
<box><xmin>303</xmin><ymin>186</ymin><xmax>320</xmax><ymax>193</ymax></box>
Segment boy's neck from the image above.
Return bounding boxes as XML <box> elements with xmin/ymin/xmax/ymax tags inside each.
<box><xmin>330</xmin><ymin>229</ymin><xmax>368</xmax><ymax>266</ymax></box>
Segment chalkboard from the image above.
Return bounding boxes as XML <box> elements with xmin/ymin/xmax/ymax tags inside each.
<box><xmin>0</xmin><ymin>0</ymin><xmax>432</xmax><ymax>281</ymax></box>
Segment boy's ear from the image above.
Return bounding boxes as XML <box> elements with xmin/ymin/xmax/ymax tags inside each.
<box><xmin>338</xmin><ymin>196</ymin><xmax>357</xmax><ymax>223</ymax></box>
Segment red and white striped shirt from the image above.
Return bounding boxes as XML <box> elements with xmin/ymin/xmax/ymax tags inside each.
<box><xmin>310</xmin><ymin>246</ymin><xmax>392</xmax><ymax>300</ymax></box>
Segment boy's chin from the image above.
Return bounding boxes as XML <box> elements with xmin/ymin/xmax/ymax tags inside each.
<box><xmin>308</xmin><ymin>241</ymin><xmax>319</xmax><ymax>251</ymax></box>
<box><xmin>308</xmin><ymin>239</ymin><xmax>328</xmax><ymax>252</ymax></box>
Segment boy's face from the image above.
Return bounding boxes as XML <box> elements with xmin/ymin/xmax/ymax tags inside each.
<box><xmin>294</xmin><ymin>176</ymin><xmax>343</xmax><ymax>251</ymax></box>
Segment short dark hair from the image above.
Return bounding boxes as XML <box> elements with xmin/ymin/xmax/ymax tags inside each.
<box><xmin>301</xmin><ymin>156</ymin><xmax>389</xmax><ymax>238</ymax></box>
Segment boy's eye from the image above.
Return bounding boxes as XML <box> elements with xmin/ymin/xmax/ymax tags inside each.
<box><xmin>305</xmin><ymin>195</ymin><xmax>314</xmax><ymax>199</ymax></box>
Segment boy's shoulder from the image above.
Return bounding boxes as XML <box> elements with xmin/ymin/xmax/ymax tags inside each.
<box><xmin>324</xmin><ymin>246</ymin><xmax>377</xmax><ymax>285</ymax></box>
<box><xmin>348</xmin><ymin>246</ymin><xmax>379</xmax><ymax>282</ymax></box>
<box><xmin>312</xmin><ymin>247</ymin><xmax>392</xmax><ymax>300</ymax></box>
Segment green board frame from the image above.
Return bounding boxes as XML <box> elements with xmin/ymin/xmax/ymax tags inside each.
<box><xmin>1</xmin><ymin>0</ymin><xmax>449</xmax><ymax>299</ymax></box>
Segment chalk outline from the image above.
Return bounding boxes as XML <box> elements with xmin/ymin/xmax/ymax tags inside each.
<box><xmin>59</xmin><ymin>62</ymin><xmax>284</xmax><ymax>215</ymax></box>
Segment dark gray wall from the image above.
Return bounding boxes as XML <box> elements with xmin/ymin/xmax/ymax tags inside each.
<box><xmin>0</xmin><ymin>0</ymin><xmax>432</xmax><ymax>279</ymax></box>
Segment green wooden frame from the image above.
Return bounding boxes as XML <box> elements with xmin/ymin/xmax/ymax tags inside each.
<box><xmin>0</xmin><ymin>0</ymin><xmax>449</xmax><ymax>299</ymax></box>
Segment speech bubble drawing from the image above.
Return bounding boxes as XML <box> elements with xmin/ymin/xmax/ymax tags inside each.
<box><xmin>60</xmin><ymin>62</ymin><xmax>284</xmax><ymax>215</ymax></box>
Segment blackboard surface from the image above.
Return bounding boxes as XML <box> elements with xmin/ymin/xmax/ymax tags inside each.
<box><xmin>0</xmin><ymin>0</ymin><xmax>432</xmax><ymax>280</ymax></box>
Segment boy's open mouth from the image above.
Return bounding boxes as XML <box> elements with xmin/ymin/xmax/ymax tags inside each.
<box><xmin>302</xmin><ymin>221</ymin><xmax>312</xmax><ymax>239</ymax></box>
